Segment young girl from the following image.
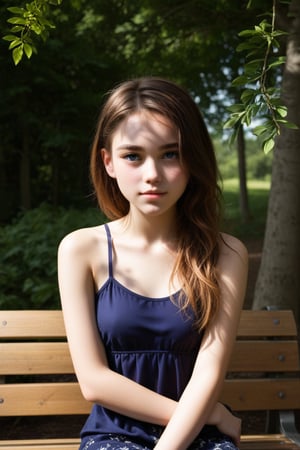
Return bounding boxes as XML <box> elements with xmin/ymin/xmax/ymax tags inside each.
<box><xmin>58</xmin><ymin>77</ymin><xmax>248</xmax><ymax>450</ymax></box>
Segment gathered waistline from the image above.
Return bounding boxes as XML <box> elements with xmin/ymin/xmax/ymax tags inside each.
<box><xmin>110</xmin><ymin>349</ymin><xmax>197</xmax><ymax>355</ymax></box>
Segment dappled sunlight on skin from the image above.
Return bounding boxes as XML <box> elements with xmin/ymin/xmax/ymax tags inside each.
<box><xmin>111</xmin><ymin>111</ymin><xmax>181</xmax><ymax>150</ymax></box>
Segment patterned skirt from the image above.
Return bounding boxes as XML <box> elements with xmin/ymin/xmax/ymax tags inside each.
<box><xmin>80</xmin><ymin>430</ymin><xmax>239</xmax><ymax>450</ymax></box>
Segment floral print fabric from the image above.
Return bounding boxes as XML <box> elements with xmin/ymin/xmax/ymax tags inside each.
<box><xmin>81</xmin><ymin>433</ymin><xmax>239</xmax><ymax>450</ymax></box>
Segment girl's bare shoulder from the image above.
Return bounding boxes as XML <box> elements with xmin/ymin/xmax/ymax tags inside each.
<box><xmin>58</xmin><ymin>224</ymin><xmax>108</xmax><ymax>258</ymax></box>
<box><xmin>219</xmin><ymin>232</ymin><xmax>248</xmax><ymax>259</ymax></box>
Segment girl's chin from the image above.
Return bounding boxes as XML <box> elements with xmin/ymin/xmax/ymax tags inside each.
<box><xmin>133</xmin><ymin>205</ymin><xmax>176</xmax><ymax>218</ymax></box>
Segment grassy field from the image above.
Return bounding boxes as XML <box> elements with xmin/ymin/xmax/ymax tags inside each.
<box><xmin>221</xmin><ymin>178</ymin><xmax>270</xmax><ymax>239</ymax></box>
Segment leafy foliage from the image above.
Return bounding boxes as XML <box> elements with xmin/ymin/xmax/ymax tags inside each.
<box><xmin>224</xmin><ymin>0</ymin><xmax>297</xmax><ymax>153</ymax></box>
<box><xmin>0</xmin><ymin>204</ymin><xmax>106</xmax><ymax>309</ymax></box>
<box><xmin>3</xmin><ymin>0</ymin><xmax>62</xmax><ymax>65</ymax></box>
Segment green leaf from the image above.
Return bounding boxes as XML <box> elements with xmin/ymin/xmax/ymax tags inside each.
<box><xmin>12</xmin><ymin>45</ymin><xmax>23</xmax><ymax>65</ymax></box>
<box><xmin>245</xmin><ymin>49</ymin><xmax>266</xmax><ymax>61</ymax></box>
<box><xmin>276</xmin><ymin>106</ymin><xmax>287</xmax><ymax>118</ymax></box>
<box><xmin>24</xmin><ymin>43</ymin><xmax>33</xmax><ymax>58</ymax></box>
<box><xmin>282</xmin><ymin>121</ymin><xmax>299</xmax><ymax>130</ymax></box>
<box><xmin>251</xmin><ymin>104</ymin><xmax>261</xmax><ymax>116</ymax></box>
<box><xmin>263</xmin><ymin>138</ymin><xmax>275</xmax><ymax>153</ymax></box>
<box><xmin>31</xmin><ymin>24</ymin><xmax>42</xmax><ymax>35</ymax></box>
<box><xmin>2</xmin><ymin>34</ymin><xmax>19</xmax><ymax>41</ymax></box>
<box><xmin>273</xmin><ymin>32</ymin><xmax>288</xmax><ymax>39</ymax></box>
<box><xmin>268</xmin><ymin>58</ymin><xmax>286</xmax><ymax>68</ymax></box>
<box><xmin>271</xmin><ymin>37</ymin><xmax>280</xmax><ymax>49</ymax></box>
<box><xmin>241</xmin><ymin>89</ymin><xmax>257</xmax><ymax>104</ymax></box>
<box><xmin>276</xmin><ymin>119</ymin><xmax>288</xmax><ymax>125</ymax></box>
<box><xmin>7</xmin><ymin>16</ymin><xmax>27</xmax><ymax>25</ymax></box>
<box><xmin>232</xmin><ymin>75</ymin><xmax>249</xmax><ymax>87</ymax></box>
<box><xmin>238</xmin><ymin>28</ymin><xmax>257</xmax><ymax>37</ymax></box>
<box><xmin>236</xmin><ymin>42</ymin><xmax>251</xmax><ymax>52</ymax></box>
<box><xmin>223</xmin><ymin>115</ymin><xmax>243</xmax><ymax>129</ymax></box>
<box><xmin>39</xmin><ymin>17</ymin><xmax>55</xmax><ymax>28</ymax></box>
<box><xmin>228</xmin><ymin>126</ymin><xmax>240</xmax><ymax>148</ymax></box>
<box><xmin>253</xmin><ymin>125</ymin><xmax>267</xmax><ymax>136</ymax></box>
<box><xmin>7</xmin><ymin>6</ymin><xmax>25</xmax><ymax>14</ymax></box>
<box><xmin>11</xmin><ymin>25</ymin><xmax>24</xmax><ymax>33</ymax></box>
<box><xmin>244</xmin><ymin>59</ymin><xmax>264</xmax><ymax>68</ymax></box>
<box><xmin>9</xmin><ymin>39</ymin><xmax>22</xmax><ymax>50</ymax></box>
<box><xmin>227</xmin><ymin>104</ymin><xmax>245</xmax><ymax>113</ymax></box>
<box><xmin>243</xmin><ymin>107</ymin><xmax>253</xmax><ymax>126</ymax></box>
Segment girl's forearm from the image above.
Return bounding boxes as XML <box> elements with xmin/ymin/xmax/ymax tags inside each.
<box><xmin>80</xmin><ymin>367</ymin><xmax>177</xmax><ymax>425</ymax></box>
<box><xmin>80</xmin><ymin>368</ymin><xmax>226</xmax><ymax>431</ymax></box>
<box><xmin>153</xmin><ymin>370</ymin><xmax>223</xmax><ymax>450</ymax></box>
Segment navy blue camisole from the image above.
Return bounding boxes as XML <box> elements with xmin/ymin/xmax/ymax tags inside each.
<box><xmin>80</xmin><ymin>223</ymin><xmax>203</xmax><ymax>447</ymax></box>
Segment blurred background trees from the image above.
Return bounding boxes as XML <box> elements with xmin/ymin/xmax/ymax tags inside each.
<box><xmin>0</xmin><ymin>0</ymin><xmax>269</xmax><ymax>219</ymax></box>
<box><xmin>1</xmin><ymin>0</ymin><xmax>299</xmax><ymax>324</ymax></box>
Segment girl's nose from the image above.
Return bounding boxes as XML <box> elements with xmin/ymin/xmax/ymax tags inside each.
<box><xmin>143</xmin><ymin>158</ymin><xmax>161</xmax><ymax>183</ymax></box>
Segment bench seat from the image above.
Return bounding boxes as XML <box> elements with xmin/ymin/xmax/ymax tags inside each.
<box><xmin>1</xmin><ymin>309</ymin><xmax>299</xmax><ymax>449</ymax></box>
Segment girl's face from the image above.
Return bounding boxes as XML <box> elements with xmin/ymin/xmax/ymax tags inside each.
<box><xmin>102</xmin><ymin>111</ymin><xmax>189</xmax><ymax>218</ymax></box>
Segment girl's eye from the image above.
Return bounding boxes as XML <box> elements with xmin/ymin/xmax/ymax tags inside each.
<box><xmin>124</xmin><ymin>153</ymin><xmax>140</xmax><ymax>162</ymax></box>
<box><xmin>163</xmin><ymin>151</ymin><xmax>179</xmax><ymax>160</ymax></box>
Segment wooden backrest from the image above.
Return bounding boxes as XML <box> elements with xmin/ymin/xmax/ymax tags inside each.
<box><xmin>0</xmin><ymin>310</ymin><xmax>299</xmax><ymax>416</ymax></box>
<box><xmin>223</xmin><ymin>310</ymin><xmax>300</xmax><ymax>411</ymax></box>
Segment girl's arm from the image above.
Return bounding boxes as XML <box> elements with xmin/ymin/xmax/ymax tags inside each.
<box><xmin>153</xmin><ymin>234</ymin><xmax>248</xmax><ymax>450</ymax></box>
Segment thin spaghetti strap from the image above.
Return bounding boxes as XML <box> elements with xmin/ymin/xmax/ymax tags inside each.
<box><xmin>103</xmin><ymin>223</ymin><xmax>113</xmax><ymax>278</ymax></box>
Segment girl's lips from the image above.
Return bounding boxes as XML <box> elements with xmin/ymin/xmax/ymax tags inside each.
<box><xmin>140</xmin><ymin>191</ymin><xmax>166</xmax><ymax>196</ymax></box>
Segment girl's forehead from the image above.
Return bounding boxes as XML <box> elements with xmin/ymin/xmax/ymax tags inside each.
<box><xmin>111</xmin><ymin>111</ymin><xmax>179</xmax><ymax>147</ymax></box>
<box><xmin>116</xmin><ymin>110</ymin><xmax>177</xmax><ymax>135</ymax></box>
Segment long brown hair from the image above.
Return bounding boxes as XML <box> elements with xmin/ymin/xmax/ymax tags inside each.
<box><xmin>90</xmin><ymin>77</ymin><xmax>222</xmax><ymax>331</ymax></box>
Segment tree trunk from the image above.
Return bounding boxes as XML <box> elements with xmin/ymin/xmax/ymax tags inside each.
<box><xmin>252</xmin><ymin>0</ymin><xmax>300</xmax><ymax>325</ymax></box>
<box><xmin>237</xmin><ymin>125</ymin><xmax>251</xmax><ymax>222</ymax></box>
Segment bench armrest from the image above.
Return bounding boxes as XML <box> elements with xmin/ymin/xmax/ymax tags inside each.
<box><xmin>280</xmin><ymin>411</ymin><xmax>300</xmax><ymax>447</ymax></box>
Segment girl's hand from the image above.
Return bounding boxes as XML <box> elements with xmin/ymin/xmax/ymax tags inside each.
<box><xmin>208</xmin><ymin>402</ymin><xmax>241</xmax><ymax>448</ymax></box>
<box><xmin>153</xmin><ymin>403</ymin><xmax>241</xmax><ymax>450</ymax></box>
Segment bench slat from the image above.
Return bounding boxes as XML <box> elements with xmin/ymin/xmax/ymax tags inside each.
<box><xmin>0</xmin><ymin>445</ymin><xmax>79</xmax><ymax>450</ymax></box>
<box><xmin>237</xmin><ymin>310</ymin><xmax>297</xmax><ymax>337</ymax></box>
<box><xmin>240</xmin><ymin>434</ymin><xmax>300</xmax><ymax>449</ymax></box>
<box><xmin>0</xmin><ymin>441</ymin><xmax>80</xmax><ymax>450</ymax></box>
<box><xmin>0</xmin><ymin>340</ymin><xmax>298</xmax><ymax>375</ymax></box>
<box><xmin>0</xmin><ymin>311</ymin><xmax>66</xmax><ymax>339</ymax></box>
<box><xmin>0</xmin><ymin>439</ymin><xmax>80</xmax><ymax>450</ymax></box>
<box><xmin>221</xmin><ymin>379</ymin><xmax>300</xmax><ymax>411</ymax></box>
<box><xmin>0</xmin><ymin>383</ymin><xmax>91</xmax><ymax>416</ymax></box>
<box><xmin>0</xmin><ymin>310</ymin><xmax>297</xmax><ymax>339</ymax></box>
<box><xmin>229</xmin><ymin>341</ymin><xmax>300</xmax><ymax>372</ymax></box>
<box><xmin>1</xmin><ymin>379</ymin><xmax>300</xmax><ymax>416</ymax></box>
<box><xmin>0</xmin><ymin>343</ymin><xmax>74</xmax><ymax>375</ymax></box>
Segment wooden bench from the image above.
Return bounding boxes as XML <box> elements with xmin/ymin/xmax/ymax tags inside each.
<box><xmin>0</xmin><ymin>309</ymin><xmax>299</xmax><ymax>450</ymax></box>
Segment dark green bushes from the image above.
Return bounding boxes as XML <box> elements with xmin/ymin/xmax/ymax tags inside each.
<box><xmin>0</xmin><ymin>204</ymin><xmax>106</xmax><ymax>309</ymax></box>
